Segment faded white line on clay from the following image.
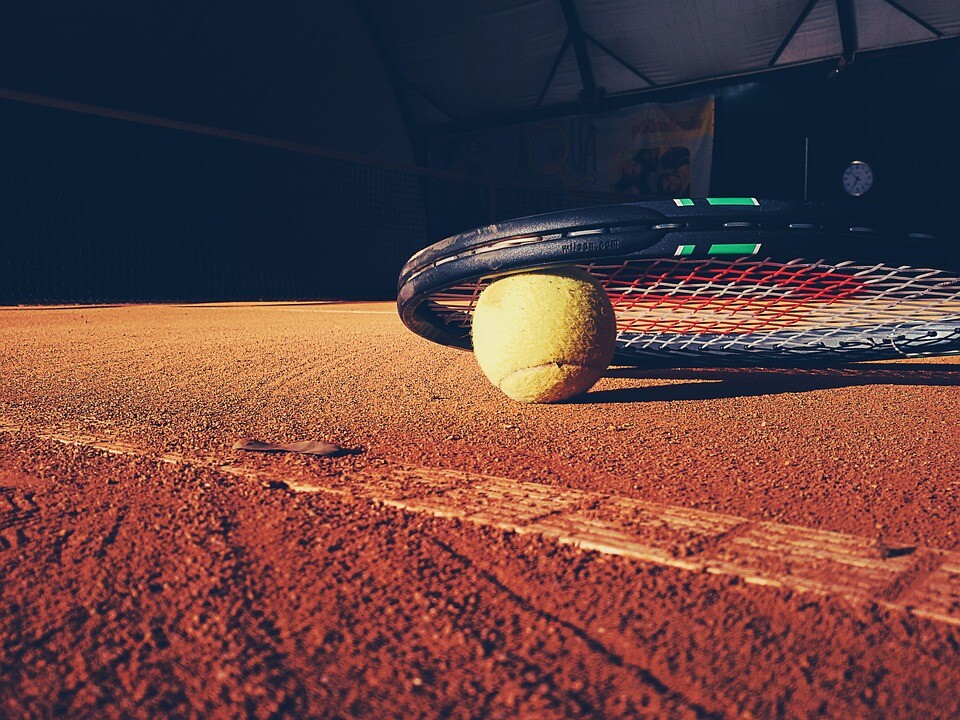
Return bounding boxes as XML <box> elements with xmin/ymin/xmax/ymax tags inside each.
<box><xmin>4</xmin><ymin>421</ymin><xmax>957</xmax><ymax>627</ymax></box>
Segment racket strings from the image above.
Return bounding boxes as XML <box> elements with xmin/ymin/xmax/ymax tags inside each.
<box><xmin>594</xmin><ymin>259</ymin><xmax>960</xmax><ymax>335</ymax></box>
<box><xmin>604</xmin><ymin>264</ymin><xmax>804</xmax><ymax>335</ymax></box>
<box><xmin>600</xmin><ymin>265</ymin><xmax>782</xmax><ymax>336</ymax></box>
<box><xmin>423</xmin><ymin>258</ymin><xmax>960</xmax><ymax>360</ymax></box>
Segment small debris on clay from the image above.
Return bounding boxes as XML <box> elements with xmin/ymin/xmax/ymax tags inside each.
<box><xmin>232</xmin><ymin>438</ymin><xmax>356</xmax><ymax>457</ymax></box>
<box><xmin>869</xmin><ymin>537</ymin><xmax>917</xmax><ymax>560</ymax></box>
<box><xmin>263</xmin><ymin>479</ymin><xmax>291</xmax><ymax>491</ymax></box>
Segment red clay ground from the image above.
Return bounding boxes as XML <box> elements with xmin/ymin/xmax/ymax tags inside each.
<box><xmin>1</xmin><ymin>302</ymin><xmax>959</xmax><ymax>718</ymax></box>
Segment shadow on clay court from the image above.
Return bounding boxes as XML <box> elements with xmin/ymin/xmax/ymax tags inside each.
<box><xmin>588</xmin><ymin>362</ymin><xmax>960</xmax><ymax>403</ymax></box>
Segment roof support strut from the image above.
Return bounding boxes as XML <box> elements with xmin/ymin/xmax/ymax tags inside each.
<box><xmin>836</xmin><ymin>0</ymin><xmax>859</xmax><ymax>64</ymax></box>
<box><xmin>879</xmin><ymin>0</ymin><xmax>944</xmax><ymax>37</ymax></box>
<box><xmin>583</xmin><ymin>31</ymin><xmax>657</xmax><ymax>88</ymax></box>
<box><xmin>352</xmin><ymin>0</ymin><xmax>429</xmax><ymax>165</ymax></box>
<box><xmin>537</xmin><ymin>35</ymin><xmax>572</xmax><ymax>107</ymax></box>
<box><xmin>557</xmin><ymin>0</ymin><xmax>598</xmax><ymax>101</ymax></box>
<box><xmin>768</xmin><ymin>0</ymin><xmax>820</xmax><ymax>67</ymax></box>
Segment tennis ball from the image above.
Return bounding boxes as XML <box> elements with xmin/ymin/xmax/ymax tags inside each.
<box><xmin>471</xmin><ymin>267</ymin><xmax>617</xmax><ymax>403</ymax></box>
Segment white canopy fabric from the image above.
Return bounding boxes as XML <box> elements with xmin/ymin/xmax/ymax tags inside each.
<box><xmin>373</xmin><ymin>0</ymin><xmax>960</xmax><ymax>129</ymax></box>
<box><xmin>0</xmin><ymin>1</ymin><xmax>957</xmax><ymax>163</ymax></box>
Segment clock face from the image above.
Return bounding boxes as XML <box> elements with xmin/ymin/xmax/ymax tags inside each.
<box><xmin>842</xmin><ymin>161</ymin><xmax>874</xmax><ymax>196</ymax></box>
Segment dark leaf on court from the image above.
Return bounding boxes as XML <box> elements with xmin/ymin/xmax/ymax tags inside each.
<box><xmin>232</xmin><ymin>438</ymin><xmax>354</xmax><ymax>457</ymax></box>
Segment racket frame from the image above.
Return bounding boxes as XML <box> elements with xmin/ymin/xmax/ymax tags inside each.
<box><xmin>397</xmin><ymin>199</ymin><xmax>960</xmax><ymax>365</ymax></box>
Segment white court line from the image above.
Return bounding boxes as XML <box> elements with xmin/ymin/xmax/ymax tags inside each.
<box><xmin>297</xmin><ymin>309</ymin><xmax>396</xmax><ymax>314</ymax></box>
<box><xmin>244</xmin><ymin>308</ymin><xmax>396</xmax><ymax>314</ymax></box>
<box><xmin>3</xmin><ymin>421</ymin><xmax>958</xmax><ymax>627</ymax></box>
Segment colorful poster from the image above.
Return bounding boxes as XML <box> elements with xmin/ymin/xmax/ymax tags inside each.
<box><xmin>596</xmin><ymin>97</ymin><xmax>714</xmax><ymax>198</ymax></box>
<box><xmin>427</xmin><ymin>96</ymin><xmax>715</xmax><ymax>198</ymax></box>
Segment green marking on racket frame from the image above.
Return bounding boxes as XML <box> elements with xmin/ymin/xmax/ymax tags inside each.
<box><xmin>708</xmin><ymin>243</ymin><xmax>762</xmax><ymax>255</ymax></box>
<box><xmin>674</xmin><ymin>244</ymin><xmax>695</xmax><ymax>256</ymax></box>
<box><xmin>706</xmin><ymin>197</ymin><xmax>760</xmax><ymax>206</ymax></box>
<box><xmin>673</xmin><ymin>198</ymin><xmax>695</xmax><ymax>207</ymax></box>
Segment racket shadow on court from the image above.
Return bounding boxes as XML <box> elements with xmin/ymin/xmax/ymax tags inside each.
<box><xmin>584</xmin><ymin>362</ymin><xmax>960</xmax><ymax>403</ymax></box>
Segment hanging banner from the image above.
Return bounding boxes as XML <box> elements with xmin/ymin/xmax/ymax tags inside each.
<box><xmin>427</xmin><ymin>96</ymin><xmax>715</xmax><ymax>198</ymax></box>
<box><xmin>596</xmin><ymin>97</ymin><xmax>714</xmax><ymax>197</ymax></box>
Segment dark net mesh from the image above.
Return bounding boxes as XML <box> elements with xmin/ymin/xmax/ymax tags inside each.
<box><xmin>0</xmin><ymin>99</ymin><xmax>623</xmax><ymax>304</ymax></box>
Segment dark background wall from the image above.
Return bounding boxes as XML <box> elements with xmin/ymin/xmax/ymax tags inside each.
<box><xmin>0</xmin><ymin>40</ymin><xmax>957</xmax><ymax>304</ymax></box>
<box><xmin>711</xmin><ymin>40</ymin><xmax>960</xmax><ymax>211</ymax></box>
<box><xmin>0</xmin><ymin>98</ymin><xmax>430</xmax><ymax>303</ymax></box>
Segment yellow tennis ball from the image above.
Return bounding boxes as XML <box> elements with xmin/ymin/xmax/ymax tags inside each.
<box><xmin>471</xmin><ymin>267</ymin><xmax>617</xmax><ymax>403</ymax></box>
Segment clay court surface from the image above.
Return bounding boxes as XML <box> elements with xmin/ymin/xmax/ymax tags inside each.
<box><xmin>2</xmin><ymin>301</ymin><xmax>959</xmax><ymax>718</ymax></box>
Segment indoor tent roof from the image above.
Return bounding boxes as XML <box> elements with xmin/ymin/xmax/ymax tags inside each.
<box><xmin>0</xmin><ymin>1</ymin><xmax>957</xmax><ymax>164</ymax></box>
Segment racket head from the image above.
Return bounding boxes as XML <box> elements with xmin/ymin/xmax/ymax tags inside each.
<box><xmin>397</xmin><ymin>199</ymin><xmax>960</xmax><ymax>367</ymax></box>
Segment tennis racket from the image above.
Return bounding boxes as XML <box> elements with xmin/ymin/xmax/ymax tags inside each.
<box><xmin>397</xmin><ymin>198</ymin><xmax>960</xmax><ymax>367</ymax></box>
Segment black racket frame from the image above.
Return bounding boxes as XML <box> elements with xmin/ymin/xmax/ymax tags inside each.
<box><xmin>397</xmin><ymin>199</ymin><xmax>960</xmax><ymax>354</ymax></box>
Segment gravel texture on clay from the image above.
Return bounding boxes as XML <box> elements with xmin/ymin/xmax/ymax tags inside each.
<box><xmin>1</xmin><ymin>302</ymin><xmax>959</xmax><ymax>718</ymax></box>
